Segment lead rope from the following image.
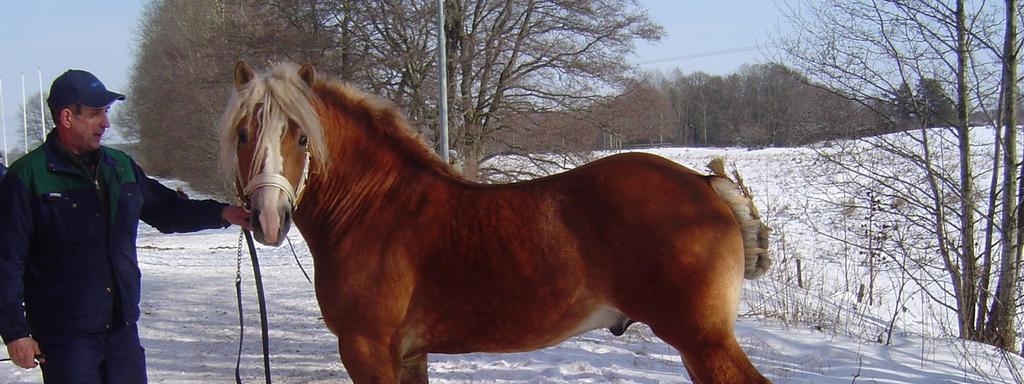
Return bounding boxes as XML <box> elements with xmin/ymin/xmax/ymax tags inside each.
<box><xmin>285</xmin><ymin>236</ymin><xmax>312</xmax><ymax>284</ymax></box>
<box><xmin>235</xmin><ymin>229</ymin><xmax>273</xmax><ymax>384</ymax></box>
<box><xmin>234</xmin><ymin>232</ymin><xmax>246</xmax><ymax>383</ymax></box>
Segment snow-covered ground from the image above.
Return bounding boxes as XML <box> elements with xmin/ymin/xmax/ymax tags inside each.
<box><xmin>3</xmin><ymin>144</ymin><xmax>1023</xmax><ymax>383</ymax></box>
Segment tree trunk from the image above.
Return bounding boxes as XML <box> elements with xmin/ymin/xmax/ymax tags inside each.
<box><xmin>954</xmin><ymin>0</ymin><xmax>978</xmax><ymax>341</ymax></box>
<box><xmin>986</xmin><ymin>0</ymin><xmax>1019</xmax><ymax>352</ymax></box>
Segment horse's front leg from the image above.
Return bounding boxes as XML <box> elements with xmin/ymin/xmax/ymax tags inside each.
<box><xmin>337</xmin><ymin>334</ymin><xmax>402</xmax><ymax>383</ymax></box>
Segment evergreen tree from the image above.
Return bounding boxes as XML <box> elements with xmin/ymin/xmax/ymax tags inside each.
<box><xmin>917</xmin><ymin>78</ymin><xmax>955</xmax><ymax>127</ymax></box>
<box><xmin>893</xmin><ymin>81</ymin><xmax>918</xmax><ymax>128</ymax></box>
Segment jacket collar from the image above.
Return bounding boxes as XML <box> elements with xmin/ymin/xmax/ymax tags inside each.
<box><xmin>42</xmin><ymin>130</ymin><xmax>116</xmax><ymax>175</ymax></box>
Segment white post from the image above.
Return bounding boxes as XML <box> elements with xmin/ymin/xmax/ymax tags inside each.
<box><xmin>1</xmin><ymin>78</ymin><xmax>7</xmax><ymax>166</ymax></box>
<box><xmin>38</xmin><ymin>68</ymin><xmax>45</xmax><ymax>141</ymax></box>
<box><xmin>436</xmin><ymin>0</ymin><xmax>450</xmax><ymax>163</ymax></box>
<box><xmin>21</xmin><ymin>73</ymin><xmax>27</xmax><ymax>151</ymax></box>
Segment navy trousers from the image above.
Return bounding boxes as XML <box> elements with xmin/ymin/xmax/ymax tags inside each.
<box><xmin>34</xmin><ymin>320</ymin><xmax>147</xmax><ymax>384</ymax></box>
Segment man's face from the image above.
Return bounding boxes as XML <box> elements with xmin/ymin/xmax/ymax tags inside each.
<box><xmin>58</xmin><ymin>104</ymin><xmax>110</xmax><ymax>154</ymax></box>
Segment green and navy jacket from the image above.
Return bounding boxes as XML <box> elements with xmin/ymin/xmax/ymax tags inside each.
<box><xmin>0</xmin><ymin>132</ymin><xmax>229</xmax><ymax>343</ymax></box>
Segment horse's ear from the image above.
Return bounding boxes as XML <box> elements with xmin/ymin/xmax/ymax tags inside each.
<box><xmin>234</xmin><ymin>61</ymin><xmax>255</xmax><ymax>90</ymax></box>
<box><xmin>298</xmin><ymin>64</ymin><xmax>316</xmax><ymax>87</ymax></box>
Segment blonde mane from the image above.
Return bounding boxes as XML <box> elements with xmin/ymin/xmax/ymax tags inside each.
<box><xmin>219</xmin><ymin>63</ymin><xmax>329</xmax><ymax>186</ymax></box>
<box><xmin>221</xmin><ymin>62</ymin><xmax>460</xmax><ymax>189</ymax></box>
<box><xmin>311</xmin><ymin>78</ymin><xmax>461</xmax><ymax>179</ymax></box>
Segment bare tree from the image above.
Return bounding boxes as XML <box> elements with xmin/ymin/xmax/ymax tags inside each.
<box><xmin>13</xmin><ymin>91</ymin><xmax>51</xmax><ymax>158</ymax></box>
<box><xmin>439</xmin><ymin>0</ymin><xmax>662</xmax><ymax>178</ymax></box>
<box><xmin>302</xmin><ymin>1</ymin><xmax>661</xmax><ymax>180</ymax></box>
<box><xmin>124</xmin><ymin>0</ymin><xmax>341</xmax><ymax>193</ymax></box>
<box><xmin>777</xmin><ymin>0</ymin><xmax>1024</xmax><ymax>351</ymax></box>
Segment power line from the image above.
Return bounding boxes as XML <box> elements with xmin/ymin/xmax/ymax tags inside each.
<box><xmin>635</xmin><ymin>45</ymin><xmax>763</xmax><ymax>65</ymax></box>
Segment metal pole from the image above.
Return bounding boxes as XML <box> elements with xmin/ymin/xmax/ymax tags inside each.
<box><xmin>21</xmin><ymin>73</ymin><xmax>27</xmax><ymax>151</ymax></box>
<box><xmin>38</xmin><ymin>68</ymin><xmax>45</xmax><ymax>140</ymax></box>
<box><xmin>1</xmin><ymin>78</ymin><xmax>7</xmax><ymax>166</ymax></box>
<box><xmin>436</xmin><ymin>0</ymin><xmax>450</xmax><ymax>163</ymax></box>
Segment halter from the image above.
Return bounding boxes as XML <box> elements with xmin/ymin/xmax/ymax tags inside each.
<box><xmin>241</xmin><ymin>152</ymin><xmax>311</xmax><ymax>209</ymax></box>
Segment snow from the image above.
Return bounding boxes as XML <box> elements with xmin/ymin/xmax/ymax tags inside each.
<box><xmin>3</xmin><ymin>143</ymin><xmax>1023</xmax><ymax>383</ymax></box>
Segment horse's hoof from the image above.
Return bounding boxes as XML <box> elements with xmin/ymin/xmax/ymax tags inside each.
<box><xmin>609</xmin><ymin>319</ymin><xmax>637</xmax><ymax>336</ymax></box>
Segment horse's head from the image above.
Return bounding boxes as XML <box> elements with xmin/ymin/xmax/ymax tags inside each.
<box><xmin>220</xmin><ymin>61</ymin><xmax>327</xmax><ymax>246</ymax></box>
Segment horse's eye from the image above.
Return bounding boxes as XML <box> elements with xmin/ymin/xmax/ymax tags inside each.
<box><xmin>238</xmin><ymin>131</ymin><xmax>248</xmax><ymax>145</ymax></box>
<box><xmin>298</xmin><ymin>135</ymin><xmax>308</xmax><ymax>147</ymax></box>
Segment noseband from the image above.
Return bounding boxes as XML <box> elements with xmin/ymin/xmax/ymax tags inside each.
<box><xmin>241</xmin><ymin>152</ymin><xmax>311</xmax><ymax>210</ymax></box>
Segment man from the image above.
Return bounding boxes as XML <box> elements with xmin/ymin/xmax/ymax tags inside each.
<box><xmin>0</xmin><ymin>69</ymin><xmax>251</xmax><ymax>382</ymax></box>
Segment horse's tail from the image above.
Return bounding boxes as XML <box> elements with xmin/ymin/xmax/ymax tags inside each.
<box><xmin>706</xmin><ymin>157</ymin><xmax>771</xmax><ymax>280</ymax></box>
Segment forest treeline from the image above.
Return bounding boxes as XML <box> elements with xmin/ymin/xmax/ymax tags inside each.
<box><xmin>507</xmin><ymin>64</ymin><xmax>985</xmax><ymax>154</ymax></box>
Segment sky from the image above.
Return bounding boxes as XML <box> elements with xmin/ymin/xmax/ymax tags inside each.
<box><xmin>0</xmin><ymin>0</ymin><xmax>145</xmax><ymax>163</ymax></box>
<box><xmin>634</xmin><ymin>0</ymin><xmax>786</xmax><ymax>74</ymax></box>
<box><xmin>0</xmin><ymin>0</ymin><xmax>786</xmax><ymax>164</ymax></box>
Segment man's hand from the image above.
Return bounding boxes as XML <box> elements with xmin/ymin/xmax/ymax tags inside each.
<box><xmin>222</xmin><ymin>206</ymin><xmax>253</xmax><ymax>230</ymax></box>
<box><xmin>6</xmin><ymin>337</ymin><xmax>44</xmax><ymax>369</ymax></box>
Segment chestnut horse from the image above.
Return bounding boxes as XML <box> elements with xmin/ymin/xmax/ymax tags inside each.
<box><xmin>219</xmin><ymin>61</ymin><xmax>773</xmax><ymax>384</ymax></box>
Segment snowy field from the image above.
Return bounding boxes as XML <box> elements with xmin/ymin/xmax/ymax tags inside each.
<box><xmin>3</xmin><ymin>143</ymin><xmax>1024</xmax><ymax>383</ymax></box>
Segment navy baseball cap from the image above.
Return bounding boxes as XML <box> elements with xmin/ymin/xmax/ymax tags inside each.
<box><xmin>46</xmin><ymin>69</ymin><xmax>125</xmax><ymax>110</ymax></box>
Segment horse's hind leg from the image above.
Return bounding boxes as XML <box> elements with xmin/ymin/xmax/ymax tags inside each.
<box><xmin>399</xmin><ymin>353</ymin><xmax>428</xmax><ymax>384</ymax></box>
<box><xmin>682</xmin><ymin>338</ymin><xmax>769</xmax><ymax>384</ymax></box>
<box><xmin>652</xmin><ymin>327</ymin><xmax>770</xmax><ymax>384</ymax></box>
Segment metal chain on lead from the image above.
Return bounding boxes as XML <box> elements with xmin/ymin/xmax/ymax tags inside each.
<box><xmin>236</xmin><ymin>231</ymin><xmax>244</xmax><ymax>284</ymax></box>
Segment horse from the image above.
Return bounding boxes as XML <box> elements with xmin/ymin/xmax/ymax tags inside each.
<box><xmin>219</xmin><ymin>61</ymin><xmax>773</xmax><ymax>384</ymax></box>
